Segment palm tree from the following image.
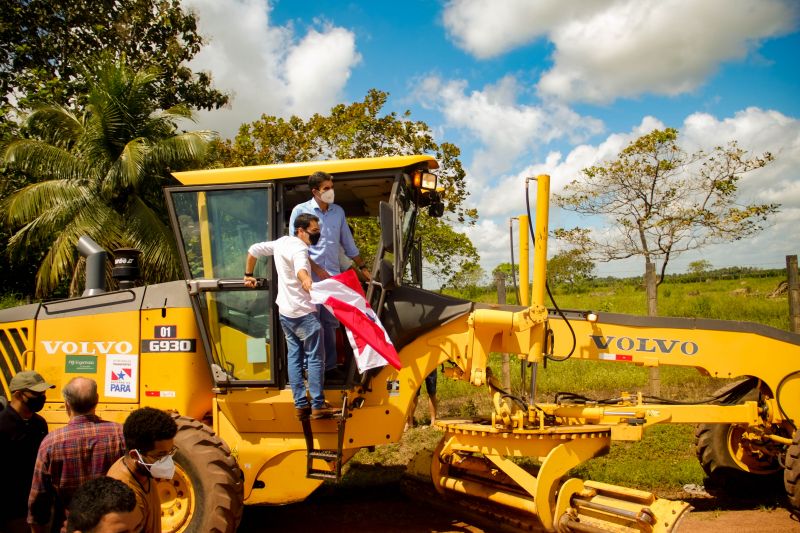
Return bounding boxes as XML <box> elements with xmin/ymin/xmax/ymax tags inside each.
<box><xmin>2</xmin><ymin>59</ymin><xmax>216</xmax><ymax>297</ymax></box>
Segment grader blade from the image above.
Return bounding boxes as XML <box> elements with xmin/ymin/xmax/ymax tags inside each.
<box><xmin>412</xmin><ymin>420</ymin><xmax>692</xmax><ymax>532</ymax></box>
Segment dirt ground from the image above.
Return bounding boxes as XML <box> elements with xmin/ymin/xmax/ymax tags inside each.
<box><xmin>238</xmin><ymin>483</ymin><xmax>800</xmax><ymax>532</ymax></box>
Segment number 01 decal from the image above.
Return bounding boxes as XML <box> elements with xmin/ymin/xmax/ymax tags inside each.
<box><xmin>141</xmin><ymin>339</ymin><xmax>197</xmax><ymax>353</ymax></box>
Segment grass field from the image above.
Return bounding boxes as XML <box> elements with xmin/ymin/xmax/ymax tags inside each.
<box><xmin>348</xmin><ymin>272</ymin><xmax>793</xmax><ymax>496</ymax></box>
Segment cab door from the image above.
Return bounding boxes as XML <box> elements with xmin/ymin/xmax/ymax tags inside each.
<box><xmin>165</xmin><ymin>184</ymin><xmax>282</xmax><ymax>388</ymax></box>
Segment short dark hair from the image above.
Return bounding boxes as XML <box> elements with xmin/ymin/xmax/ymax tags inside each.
<box><xmin>66</xmin><ymin>477</ymin><xmax>136</xmax><ymax>533</ymax></box>
<box><xmin>308</xmin><ymin>171</ymin><xmax>333</xmax><ymax>190</ymax></box>
<box><xmin>123</xmin><ymin>407</ymin><xmax>177</xmax><ymax>453</ymax></box>
<box><xmin>293</xmin><ymin>213</ymin><xmax>319</xmax><ymax>236</ymax></box>
<box><xmin>63</xmin><ymin>377</ymin><xmax>99</xmax><ymax>415</ymax></box>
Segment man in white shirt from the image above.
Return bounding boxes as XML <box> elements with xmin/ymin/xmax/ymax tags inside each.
<box><xmin>244</xmin><ymin>213</ymin><xmax>336</xmax><ymax>420</ymax></box>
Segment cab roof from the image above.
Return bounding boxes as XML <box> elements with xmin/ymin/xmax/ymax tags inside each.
<box><xmin>171</xmin><ymin>155</ymin><xmax>438</xmax><ymax>186</ymax></box>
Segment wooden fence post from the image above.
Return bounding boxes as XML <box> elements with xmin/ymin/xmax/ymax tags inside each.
<box><xmin>787</xmin><ymin>255</ymin><xmax>800</xmax><ymax>333</ymax></box>
<box><xmin>496</xmin><ymin>272</ymin><xmax>511</xmax><ymax>390</ymax></box>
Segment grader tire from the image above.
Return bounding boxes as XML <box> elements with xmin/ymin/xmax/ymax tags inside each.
<box><xmin>785</xmin><ymin>431</ymin><xmax>800</xmax><ymax>511</ymax></box>
<box><xmin>159</xmin><ymin>415</ymin><xmax>244</xmax><ymax>533</ymax></box>
<box><xmin>695</xmin><ymin>423</ymin><xmax>781</xmax><ymax>496</ymax></box>
<box><xmin>695</xmin><ymin>378</ymin><xmax>782</xmax><ymax>496</ymax></box>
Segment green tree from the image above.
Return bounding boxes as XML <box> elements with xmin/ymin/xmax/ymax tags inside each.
<box><xmin>555</xmin><ymin>128</ymin><xmax>777</xmax><ymax>315</ymax></box>
<box><xmin>447</xmin><ymin>261</ymin><xmax>486</xmax><ymax>298</ymax></box>
<box><xmin>688</xmin><ymin>259</ymin><xmax>712</xmax><ymax>275</ymax></box>
<box><xmin>0</xmin><ymin>0</ymin><xmax>227</xmax><ymax>133</ymax></box>
<box><xmin>492</xmin><ymin>262</ymin><xmax>519</xmax><ymax>281</ymax></box>
<box><xmin>216</xmin><ymin>89</ymin><xmax>480</xmax><ymax>282</ymax></box>
<box><xmin>548</xmin><ymin>250</ymin><xmax>595</xmax><ymax>288</ymax></box>
<box><xmin>1</xmin><ymin>59</ymin><xmax>216</xmax><ymax>297</ymax></box>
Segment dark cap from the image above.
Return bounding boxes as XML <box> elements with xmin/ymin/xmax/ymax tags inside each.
<box><xmin>10</xmin><ymin>371</ymin><xmax>55</xmax><ymax>393</ymax></box>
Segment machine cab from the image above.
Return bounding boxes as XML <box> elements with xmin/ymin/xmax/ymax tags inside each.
<box><xmin>165</xmin><ymin>156</ymin><xmax>442</xmax><ymax>390</ymax></box>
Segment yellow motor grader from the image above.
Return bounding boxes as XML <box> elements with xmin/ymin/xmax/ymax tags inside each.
<box><xmin>0</xmin><ymin>155</ymin><xmax>798</xmax><ymax>532</ymax></box>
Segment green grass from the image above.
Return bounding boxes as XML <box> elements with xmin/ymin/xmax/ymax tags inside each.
<box><xmin>352</xmin><ymin>273</ymin><xmax>793</xmax><ymax>496</ymax></box>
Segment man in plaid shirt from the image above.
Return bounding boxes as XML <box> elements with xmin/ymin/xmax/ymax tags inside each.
<box><xmin>28</xmin><ymin>377</ymin><xmax>126</xmax><ymax>533</ymax></box>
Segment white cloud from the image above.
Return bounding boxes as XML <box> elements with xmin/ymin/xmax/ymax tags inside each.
<box><xmin>470</xmin><ymin>108</ymin><xmax>800</xmax><ymax>276</ymax></box>
<box><xmin>442</xmin><ymin>0</ymin><xmax>612</xmax><ymax>59</ymax></box>
<box><xmin>414</xmin><ymin>74</ymin><xmax>604</xmax><ymax>176</ymax></box>
<box><xmin>443</xmin><ymin>0</ymin><xmax>798</xmax><ymax>103</ymax></box>
<box><xmin>181</xmin><ymin>0</ymin><xmax>361</xmax><ymax>138</ymax></box>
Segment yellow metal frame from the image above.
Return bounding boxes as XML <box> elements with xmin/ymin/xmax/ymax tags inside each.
<box><xmin>172</xmin><ymin>155</ymin><xmax>438</xmax><ymax>186</ymax></box>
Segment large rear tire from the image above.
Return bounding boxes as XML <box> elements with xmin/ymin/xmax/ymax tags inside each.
<box><xmin>157</xmin><ymin>415</ymin><xmax>244</xmax><ymax>533</ymax></box>
<box><xmin>785</xmin><ymin>430</ymin><xmax>800</xmax><ymax>511</ymax></box>
<box><xmin>695</xmin><ymin>379</ymin><xmax>782</xmax><ymax>495</ymax></box>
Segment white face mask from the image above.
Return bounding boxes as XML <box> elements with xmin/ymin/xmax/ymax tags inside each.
<box><xmin>319</xmin><ymin>189</ymin><xmax>335</xmax><ymax>204</ymax></box>
<box><xmin>136</xmin><ymin>450</ymin><xmax>176</xmax><ymax>479</ymax></box>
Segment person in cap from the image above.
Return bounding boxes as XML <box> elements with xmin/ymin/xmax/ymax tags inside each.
<box><xmin>29</xmin><ymin>377</ymin><xmax>126</xmax><ymax>533</ymax></box>
<box><xmin>0</xmin><ymin>371</ymin><xmax>54</xmax><ymax>533</ymax></box>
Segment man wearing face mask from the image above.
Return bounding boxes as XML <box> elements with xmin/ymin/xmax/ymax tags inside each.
<box><xmin>0</xmin><ymin>371</ymin><xmax>53</xmax><ymax>533</ymax></box>
<box><xmin>28</xmin><ymin>377</ymin><xmax>126</xmax><ymax>533</ymax></box>
<box><xmin>244</xmin><ymin>213</ymin><xmax>336</xmax><ymax>420</ymax></box>
<box><xmin>107</xmin><ymin>407</ymin><xmax>178</xmax><ymax>533</ymax></box>
<box><xmin>289</xmin><ymin>171</ymin><xmax>372</xmax><ymax>383</ymax></box>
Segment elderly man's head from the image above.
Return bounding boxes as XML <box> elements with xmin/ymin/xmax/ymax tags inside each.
<box><xmin>63</xmin><ymin>377</ymin><xmax>99</xmax><ymax>416</ymax></box>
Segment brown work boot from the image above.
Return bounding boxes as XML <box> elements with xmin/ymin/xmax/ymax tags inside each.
<box><xmin>295</xmin><ymin>406</ymin><xmax>311</xmax><ymax>420</ymax></box>
<box><xmin>311</xmin><ymin>406</ymin><xmax>338</xmax><ymax>419</ymax></box>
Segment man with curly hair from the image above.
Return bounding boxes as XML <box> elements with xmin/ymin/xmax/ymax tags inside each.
<box><xmin>65</xmin><ymin>477</ymin><xmax>137</xmax><ymax>533</ymax></box>
<box><xmin>107</xmin><ymin>408</ymin><xmax>178</xmax><ymax>533</ymax></box>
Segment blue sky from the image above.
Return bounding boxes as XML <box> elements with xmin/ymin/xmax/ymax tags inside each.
<box><xmin>182</xmin><ymin>0</ymin><xmax>800</xmax><ymax>279</ymax></box>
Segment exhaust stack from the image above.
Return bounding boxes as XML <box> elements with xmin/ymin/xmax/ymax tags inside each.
<box><xmin>77</xmin><ymin>236</ymin><xmax>107</xmax><ymax>296</ymax></box>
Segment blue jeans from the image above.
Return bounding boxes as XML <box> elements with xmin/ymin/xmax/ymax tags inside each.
<box><xmin>279</xmin><ymin>312</ymin><xmax>325</xmax><ymax>409</ymax></box>
<box><xmin>319</xmin><ymin>305</ymin><xmax>339</xmax><ymax>372</ymax></box>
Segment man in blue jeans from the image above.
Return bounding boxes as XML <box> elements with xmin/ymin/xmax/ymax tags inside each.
<box><xmin>290</xmin><ymin>171</ymin><xmax>372</xmax><ymax>382</ymax></box>
<box><xmin>245</xmin><ymin>213</ymin><xmax>336</xmax><ymax>420</ymax></box>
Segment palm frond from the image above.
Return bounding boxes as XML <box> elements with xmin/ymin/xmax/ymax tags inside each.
<box><xmin>148</xmin><ymin>131</ymin><xmax>217</xmax><ymax>170</ymax></box>
<box><xmin>25</xmin><ymin>105</ymin><xmax>85</xmax><ymax>148</ymax></box>
<box><xmin>2</xmin><ymin>180</ymin><xmax>89</xmax><ymax>227</ymax></box>
<box><xmin>34</xmin><ymin>205</ymin><xmax>125</xmax><ymax>296</ymax></box>
<box><xmin>3</xmin><ymin>140</ymin><xmax>89</xmax><ymax>182</ymax></box>
<box><xmin>123</xmin><ymin>195</ymin><xmax>182</xmax><ymax>282</ymax></box>
<box><xmin>104</xmin><ymin>137</ymin><xmax>150</xmax><ymax>192</ymax></box>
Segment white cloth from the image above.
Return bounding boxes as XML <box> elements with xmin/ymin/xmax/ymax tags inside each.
<box><xmin>249</xmin><ymin>236</ymin><xmax>315</xmax><ymax>318</ymax></box>
<box><xmin>310</xmin><ymin>270</ymin><xmax>400</xmax><ymax>372</ymax></box>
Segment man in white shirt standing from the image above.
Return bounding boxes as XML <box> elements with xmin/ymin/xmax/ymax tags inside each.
<box><xmin>244</xmin><ymin>213</ymin><xmax>336</xmax><ymax>420</ymax></box>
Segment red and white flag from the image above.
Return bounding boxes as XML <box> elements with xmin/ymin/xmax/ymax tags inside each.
<box><xmin>310</xmin><ymin>270</ymin><xmax>401</xmax><ymax>372</ymax></box>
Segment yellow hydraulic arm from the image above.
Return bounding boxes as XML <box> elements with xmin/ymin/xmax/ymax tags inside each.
<box><xmin>418</xmin><ymin>174</ymin><xmax>800</xmax><ymax>532</ymax></box>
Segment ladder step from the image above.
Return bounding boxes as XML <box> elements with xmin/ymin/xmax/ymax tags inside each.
<box><xmin>307</xmin><ymin>469</ymin><xmax>339</xmax><ymax>480</ymax></box>
<box><xmin>309</xmin><ymin>450</ymin><xmax>339</xmax><ymax>460</ymax></box>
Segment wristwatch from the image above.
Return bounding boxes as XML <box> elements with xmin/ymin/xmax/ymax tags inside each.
<box><xmin>244</xmin><ymin>272</ymin><xmax>254</xmax><ymax>277</ymax></box>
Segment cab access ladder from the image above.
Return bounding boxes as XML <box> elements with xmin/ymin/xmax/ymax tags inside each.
<box><xmin>301</xmin><ymin>397</ymin><xmax>349</xmax><ymax>481</ymax></box>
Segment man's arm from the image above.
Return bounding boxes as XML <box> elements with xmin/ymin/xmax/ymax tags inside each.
<box><xmin>245</xmin><ymin>241</ymin><xmax>276</xmax><ymax>287</ymax></box>
<box><xmin>292</xmin><ymin>247</ymin><xmax>314</xmax><ymax>292</ymax></box>
<box><xmin>309</xmin><ymin>258</ymin><xmax>330</xmax><ymax>280</ymax></box>
<box><xmin>339</xmin><ymin>215</ymin><xmax>371</xmax><ymax>280</ymax></box>
<box><xmin>244</xmin><ymin>253</ymin><xmax>259</xmax><ymax>288</ymax></box>
<box><xmin>28</xmin><ymin>446</ymin><xmax>53</xmax><ymax>531</ymax></box>
<box><xmin>297</xmin><ymin>269</ymin><xmax>313</xmax><ymax>292</ymax></box>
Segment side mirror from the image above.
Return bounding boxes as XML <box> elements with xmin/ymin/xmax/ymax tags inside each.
<box><xmin>428</xmin><ymin>200</ymin><xmax>444</xmax><ymax>218</ymax></box>
<box><xmin>426</xmin><ymin>191</ymin><xmax>445</xmax><ymax>218</ymax></box>
<box><xmin>379</xmin><ymin>201</ymin><xmax>394</xmax><ymax>253</ymax></box>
